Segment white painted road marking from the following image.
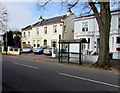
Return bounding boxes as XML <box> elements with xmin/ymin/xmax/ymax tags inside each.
<box><xmin>59</xmin><ymin>72</ymin><xmax>120</xmax><ymax>88</ymax></box>
<box><xmin>12</xmin><ymin>62</ymin><xmax>39</xmax><ymax>70</ymax></box>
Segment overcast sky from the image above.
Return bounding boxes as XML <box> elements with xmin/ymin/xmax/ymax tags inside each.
<box><xmin>1</xmin><ymin>1</ymin><xmax>119</xmax><ymax>31</ymax></box>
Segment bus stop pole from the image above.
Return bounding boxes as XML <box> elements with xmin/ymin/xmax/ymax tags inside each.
<box><xmin>79</xmin><ymin>43</ymin><xmax>82</xmax><ymax>65</ymax></box>
<box><xmin>68</xmin><ymin>43</ymin><xmax>70</xmax><ymax>64</ymax></box>
<box><xmin>58</xmin><ymin>41</ymin><xmax>60</xmax><ymax>63</ymax></box>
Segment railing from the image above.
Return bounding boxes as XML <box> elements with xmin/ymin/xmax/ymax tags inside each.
<box><xmin>76</xmin><ymin>29</ymin><xmax>119</xmax><ymax>36</ymax></box>
<box><xmin>76</xmin><ymin>31</ymin><xmax>95</xmax><ymax>36</ymax></box>
<box><xmin>110</xmin><ymin>29</ymin><xmax>119</xmax><ymax>35</ymax></box>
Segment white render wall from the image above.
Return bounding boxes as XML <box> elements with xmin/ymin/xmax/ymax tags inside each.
<box><xmin>74</xmin><ymin>16</ymin><xmax>99</xmax><ymax>36</ymax></box>
<box><xmin>111</xmin><ymin>13</ymin><xmax>118</xmax><ymax>30</ymax></box>
<box><xmin>74</xmin><ymin>11</ymin><xmax>120</xmax><ymax>53</ymax></box>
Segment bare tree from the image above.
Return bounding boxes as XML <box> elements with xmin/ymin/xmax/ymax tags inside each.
<box><xmin>37</xmin><ymin>0</ymin><xmax>118</xmax><ymax>68</ymax></box>
<box><xmin>0</xmin><ymin>3</ymin><xmax>7</xmax><ymax>33</ymax></box>
<box><xmin>88</xmin><ymin>0</ymin><xmax>111</xmax><ymax>68</ymax></box>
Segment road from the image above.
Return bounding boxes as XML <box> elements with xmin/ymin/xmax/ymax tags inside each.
<box><xmin>2</xmin><ymin>55</ymin><xmax>120</xmax><ymax>92</ymax></box>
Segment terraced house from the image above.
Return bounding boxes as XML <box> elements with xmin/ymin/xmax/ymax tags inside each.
<box><xmin>21</xmin><ymin>9</ymin><xmax>75</xmax><ymax>48</ymax></box>
<box><xmin>21</xmin><ymin>25</ymin><xmax>32</xmax><ymax>47</ymax></box>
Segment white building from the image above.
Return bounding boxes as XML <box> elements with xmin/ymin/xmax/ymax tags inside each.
<box><xmin>74</xmin><ymin>10</ymin><xmax>120</xmax><ymax>55</ymax></box>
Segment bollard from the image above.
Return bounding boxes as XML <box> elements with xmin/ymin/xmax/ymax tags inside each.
<box><xmin>52</xmin><ymin>47</ymin><xmax>56</xmax><ymax>57</ymax></box>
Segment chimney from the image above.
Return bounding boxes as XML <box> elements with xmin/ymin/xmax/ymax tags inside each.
<box><xmin>67</xmin><ymin>8</ymin><xmax>72</xmax><ymax>16</ymax></box>
<box><xmin>38</xmin><ymin>16</ymin><xmax>43</xmax><ymax>22</ymax></box>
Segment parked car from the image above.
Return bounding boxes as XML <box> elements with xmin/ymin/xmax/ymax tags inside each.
<box><xmin>33</xmin><ymin>46</ymin><xmax>46</xmax><ymax>54</ymax></box>
<box><xmin>43</xmin><ymin>47</ymin><xmax>57</xmax><ymax>55</ymax></box>
<box><xmin>22</xmin><ymin>46</ymin><xmax>33</xmax><ymax>53</ymax></box>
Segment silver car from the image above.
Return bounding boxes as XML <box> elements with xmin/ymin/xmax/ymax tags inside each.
<box><xmin>33</xmin><ymin>46</ymin><xmax>46</xmax><ymax>54</ymax></box>
<box><xmin>22</xmin><ymin>46</ymin><xmax>33</xmax><ymax>53</ymax></box>
<box><xmin>43</xmin><ymin>47</ymin><xmax>57</xmax><ymax>55</ymax></box>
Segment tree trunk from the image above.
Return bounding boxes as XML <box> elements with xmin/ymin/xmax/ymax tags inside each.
<box><xmin>96</xmin><ymin>25</ymin><xmax>111</xmax><ymax>68</ymax></box>
<box><xmin>88</xmin><ymin>1</ymin><xmax>111</xmax><ymax>68</ymax></box>
<box><xmin>95</xmin><ymin>2</ymin><xmax>111</xmax><ymax>68</ymax></box>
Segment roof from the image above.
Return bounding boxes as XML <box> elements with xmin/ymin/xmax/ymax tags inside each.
<box><xmin>32</xmin><ymin>15</ymin><xmax>68</xmax><ymax>27</ymax></box>
<box><xmin>21</xmin><ymin>13</ymin><xmax>74</xmax><ymax>29</ymax></box>
<box><xmin>21</xmin><ymin>25</ymin><xmax>32</xmax><ymax>31</ymax></box>
<box><xmin>74</xmin><ymin>9</ymin><xmax>120</xmax><ymax>20</ymax></box>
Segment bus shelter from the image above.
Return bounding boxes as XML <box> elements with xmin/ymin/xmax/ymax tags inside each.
<box><xmin>58</xmin><ymin>38</ymin><xmax>89</xmax><ymax>65</ymax></box>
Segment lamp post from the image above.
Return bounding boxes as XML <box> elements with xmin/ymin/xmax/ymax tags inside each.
<box><xmin>3</xmin><ymin>12</ymin><xmax>7</xmax><ymax>55</ymax></box>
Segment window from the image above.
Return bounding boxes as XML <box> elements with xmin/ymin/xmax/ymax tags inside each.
<box><xmin>88</xmin><ymin>38</ymin><xmax>90</xmax><ymax>43</ymax></box>
<box><xmin>82</xmin><ymin>22</ymin><xmax>88</xmax><ymax>31</ymax></box>
<box><xmin>37</xmin><ymin>44</ymin><xmax>40</xmax><ymax>47</ymax></box>
<box><xmin>72</xmin><ymin>29</ymin><xmax>74</xmax><ymax>33</ymax></box>
<box><xmin>36</xmin><ymin>28</ymin><xmax>39</xmax><ymax>35</ymax></box>
<box><xmin>60</xmin><ymin>24</ymin><xmax>62</xmax><ymax>26</ymax></box>
<box><xmin>64</xmin><ymin>26</ymin><xmax>66</xmax><ymax>32</ymax></box>
<box><xmin>44</xmin><ymin>27</ymin><xmax>47</xmax><ymax>34</ymax></box>
<box><xmin>82</xmin><ymin>43</ymin><xmax>86</xmax><ymax>50</ymax></box>
<box><xmin>51</xmin><ymin>40</ymin><xmax>57</xmax><ymax>48</ymax></box>
<box><xmin>53</xmin><ymin>25</ymin><xmax>57</xmax><ymax>33</ymax></box>
<box><xmin>37</xmin><ymin>40</ymin><xmax>40</xmax><ymax>47</ymax></box>
<box><xmin>28</xmin><ymin>31</ymin><xmax>30</xmax><ymax>37</ymax></box>
<box><xmin>23</xmin><ymin>42</ymin><xmax>26</xmax><ymax>45</ymax></box>
<box><xmin>116</xmin><ymin>37</ymin><xmax>120</xmax><ymax>44</ymax></box>
<box><xmin>33</xmin><ymin>40</ymin><xmax>36</xmax><ymax>47</ymax></box>
<box><xmin>44</xmin><ymin>39</ymin><xmax>47</xmax><ymax>46</ymax></box>
<box><xmin>116</xmin><ymin>48</ymin><xmax>120</xmax><ymax>51</ymax></box>
<box><xmin>112</xmin><ymin>37</ymin><xmax>114</xmax><ymax>50</ymax></box>
<box><xmin>118</xmin><ymin>17</ymin><xmax>120</xmax><ymax>29</ymax></box>
<box><xmin>112</xmin><ymin>37</ymin><xmax>114</xmax><ymax>43</ymax></box>
<box><xmin>88</xmin><ymin>38</ymin><xmax>90</xmax><ymax>49</ymax></box>
<box><xmin>34</xmin><ymin>44</ymin><xmax>36</xmax><ymax>47</ymax></box>
<box><xmin>23</xmin><ymin>32</ymin><xmax>26</xmax><ymax>38</ymax></box>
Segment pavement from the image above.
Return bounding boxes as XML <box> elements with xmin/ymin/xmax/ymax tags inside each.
<box><xmin>9</xmin><ymin>53</ymin><xmax>120</xmax><ymax>74</ymax></box>
<box><xmin>110</xmin><ymin>59</ymin><xmax>120</xmax><ymax>72</ymax></box>
<box><xmin>11</xmin><ymin>53</ymin><xmax>58</xmax><ymax>63</ymax></box>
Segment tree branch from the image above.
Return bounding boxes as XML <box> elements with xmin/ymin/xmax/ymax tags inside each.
<box><xmin>0</xmin><ymin>3</ymin><xmax>7</xmax><ymax>32</ymax></box>
<box><xmin>68</xmin><ymin>0</ymin><xmax>79</xmax><ymax>8</ymax></box>
<box><xmin>37</xmin><ymin>0</ymin><xmax>52</xmax><ymax>9</ymax></box>
<box><xmin>88</xmin><ymin>0</ymin><xmax>102</xmax><ymax>26</ymax></box>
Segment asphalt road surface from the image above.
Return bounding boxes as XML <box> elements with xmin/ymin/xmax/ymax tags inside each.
<box><xmin>2</xmin><ymin>55</ymin><xmax>120</xmax><ymax>92</ymax></box>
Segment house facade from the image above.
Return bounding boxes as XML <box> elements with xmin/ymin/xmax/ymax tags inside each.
<box><xmin>21</xmin><ymin>9</ymin><xmax>75</xmax><ymax>48</ymax></box>
<box><xmin>21</xmin><ymin>25</ymin><xmax>32</xmax><ymax>47</ymax></box>
<box><xmin>74</xmin><ymin>10</ymin><xmax>120</xmax><ymax>53</ymax></box>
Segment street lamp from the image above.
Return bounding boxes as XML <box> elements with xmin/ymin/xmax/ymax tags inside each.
<box><xmin>3</xmin><ymin>12</ymin><xmax>7</xmax><ymax>55</ymax></box>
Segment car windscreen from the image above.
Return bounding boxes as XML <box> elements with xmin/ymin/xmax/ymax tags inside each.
<box><xmin>25</xmin><ymin>46</ymin><xmax>32</xmax><ymax>48</ymax></box>
<box><xmin>38</xmin><ymin>47</ymin><xmax>44</xmax><ymax>49</ymax></box>
<box><xmin>47</xmin><ymin>48</ymin><xmax>52</xmax><ymax>50</ymax></box>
